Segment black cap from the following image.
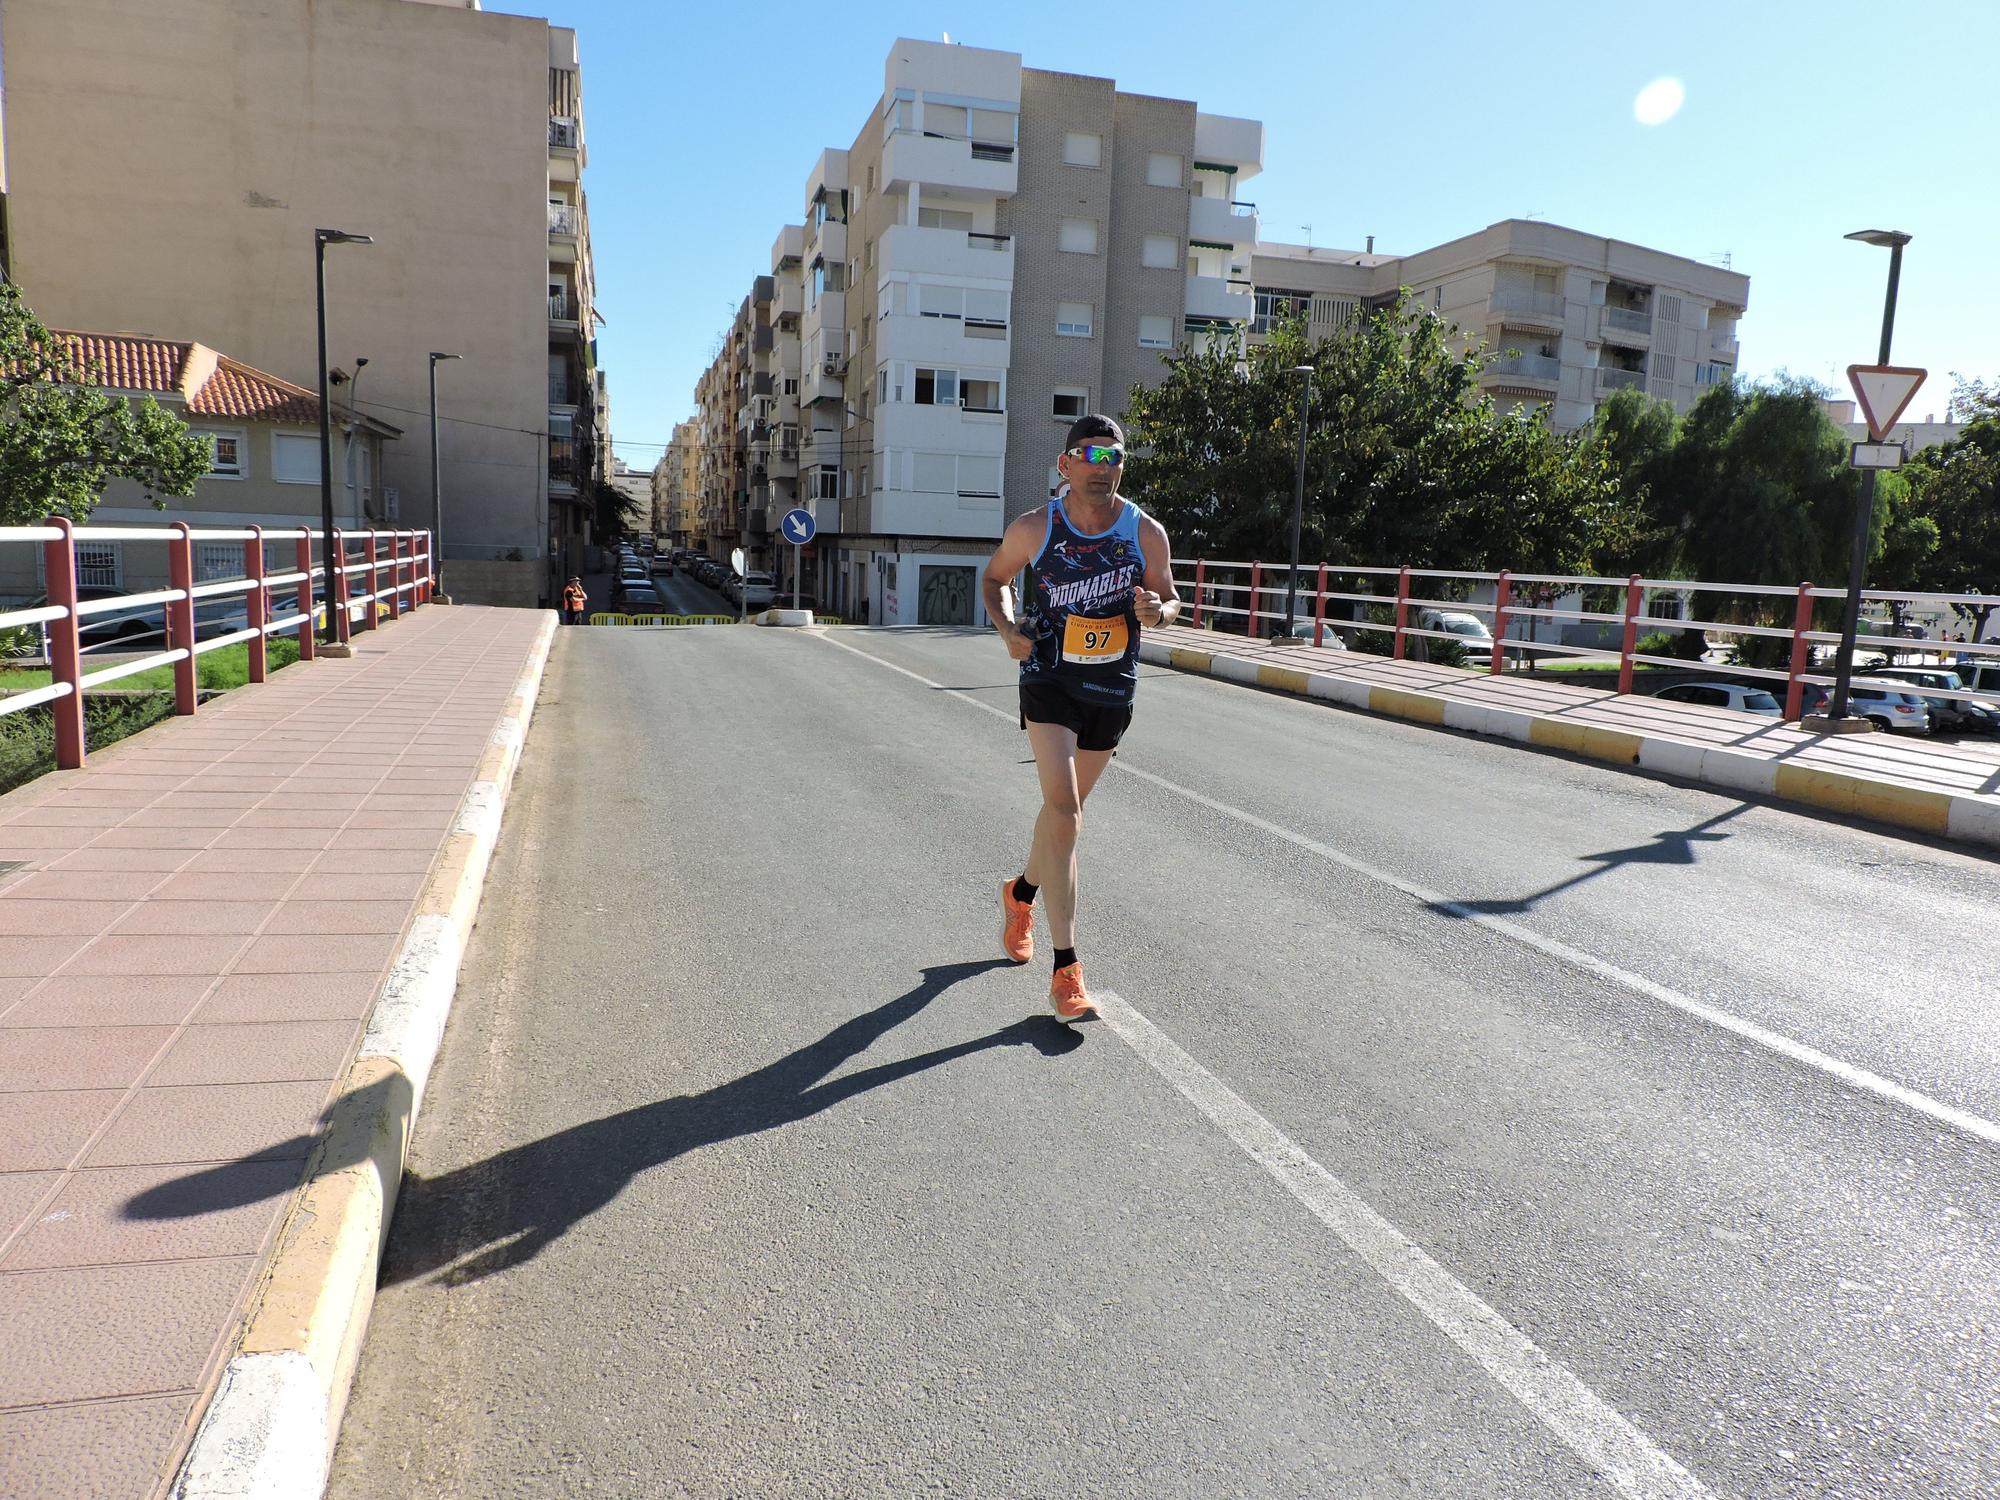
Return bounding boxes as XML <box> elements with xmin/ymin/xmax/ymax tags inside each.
<box><xmin>1063</xmin><ymin>413</ymin><xmax>1124</xmax><ymax>449</ymax></box>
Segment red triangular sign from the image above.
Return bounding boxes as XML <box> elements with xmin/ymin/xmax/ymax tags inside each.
<box><xmin>1847</xmin><ymin>364</ymin><xmax>1927</xmax><ymax>440</ymax></box>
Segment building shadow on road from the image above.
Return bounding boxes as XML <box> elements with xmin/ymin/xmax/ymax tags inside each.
<box><xmin>1428</xmin><ymin>805</ymin><xmax>1746</xmax><ymax>918</ymax></box>
<box><xmin>380</xmin><ymin>958</ymin><xmax>1076</xmax><ymax>1286</ymax></box>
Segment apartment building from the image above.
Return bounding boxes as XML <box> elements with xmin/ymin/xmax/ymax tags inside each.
<box><xmin>687</xmin><ymin>38</ymin><xmax>1263</xmax><ymax>626</ymax></box>
<box><xmin>655</xmin><ymin>421</ymin><xmax>702</xmax><ymax>546</ymax></box>
<box><xmin>1252</xmin><ymin>220</ymin><xmax>1750</xmax><ymax>430</ymax></box>
<box><xmin>0</xmin><ymin>0</ymin><xmax>607</xmax><ymax>608</ymax></box>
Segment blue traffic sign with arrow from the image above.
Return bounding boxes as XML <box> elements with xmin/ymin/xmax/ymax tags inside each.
<box><xmin>781</xmin><ymin>507</ymin><xmax>816</xmax><ymax>546</ymax></box>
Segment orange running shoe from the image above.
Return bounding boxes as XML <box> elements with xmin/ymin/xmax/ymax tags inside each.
<box><xmin>1049</xmin><ymin>962</ymin><xmax>1095</xmax><ymax>1022</ymax></box>
<box><xmin>999</xmin><ymin>879</ymin><xmax>1035</xmax><ymax>964</ymax></box>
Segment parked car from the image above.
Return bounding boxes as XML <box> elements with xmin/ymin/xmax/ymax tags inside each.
<box><xmin>1799</xmin><ymin>682</ymin><xmax>1931</xmax><ymax>734</ymax></box>
<box><xmin>1871</xmin><ymin>667</ymin><xmax>2000</xmax><ymax>735</ymax></box>
<box><xmin>1418</xmin><ymin>609</ymin><xmax>1495</xmax><ymax>650</ymax></box>
<box><xmin>739</xmin><ymin>572</ymin><xmax>776</xmax><ymax>610</ymax></box>
<box><xmin>649</xmin><ymin>552</ymin><xmax>674</xmax><ymax>576</ymax></box>
<box><xmin>1652</xmin><ymin>682</ymin><xmax>1783</xmax><ymax>716</ymax></box>
<box><xmin>611</xmin><ymin>581</ymin><xmax>666</xmax><ymax>613</ymax></box>
<box><xmin>720</xmin><ymin>571</ymin><xmax>744</xmax><ymax>605</ymax></box>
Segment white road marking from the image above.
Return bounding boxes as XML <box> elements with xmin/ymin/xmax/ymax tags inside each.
<box><xmin>816</xmin><ymin>632</ymin><xmax>2000</xmax><ymax>1151</ymax></box>
<box><xmin>1094</xmin><ymin>986</ymin><xmax>1716</xmax><ymax>1500</ymax></box>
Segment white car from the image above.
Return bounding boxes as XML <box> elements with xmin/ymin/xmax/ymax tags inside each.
<box><xmin>739</xmin><ymin>572</ymin><xmax>776</xmax><ymax>610</ymax></box>
<box><xmin>1419</xmin><ymin>609</ymin><xmax>1494</xmax><ymax>650</ymax></box>
<box><xmin>1652</xmin><ymin>682</ymin><xmax>1782</xmax><ymax>716</ymax></box>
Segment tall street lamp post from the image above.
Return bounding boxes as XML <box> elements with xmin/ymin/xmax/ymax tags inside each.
<box><xmin>315</xmin><ymin>228</ymin><xmax>373</xmax><ymax>647</ymax></box>
<box><xmin>1282</xmin><ymin>364</ymin><xmax>1314</xmax><ymax>639</ymax></box>
<box><xmin>1826</xmin><ymin>228</ymin><xmax>1911</xmax><ymax>724</ymax></box>
<box><xmin>429</xmin><ymin>352</ymin><xmax>461</xmax><ymax>600</ymax></box>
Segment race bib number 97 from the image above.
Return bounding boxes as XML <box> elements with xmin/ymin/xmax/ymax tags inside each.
<box><xmin>1061</xmin><ymin>613</ymin><xmax>1129</xmax><ymax>664</ymax></box>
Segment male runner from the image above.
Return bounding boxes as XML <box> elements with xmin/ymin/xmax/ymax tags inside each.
<box><xmin>981</xmin><ymin>414</ymin><xmax>1179</xmax><ymax>1021</ymax></box>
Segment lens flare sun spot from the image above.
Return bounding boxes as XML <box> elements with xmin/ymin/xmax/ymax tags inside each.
<box><xmin>1634</xmin><ymin>77</ymin><xmax>1686</xmax><ymax>126</ymax></box>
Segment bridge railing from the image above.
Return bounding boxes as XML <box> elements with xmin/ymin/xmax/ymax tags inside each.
<box><xmin>0</xmin><ymin>520</ymin><xmax>434</xmax><ymax>768</ymax></box>
<box><xmin>1174</xmin><ymin>557</ymin><xmax>2000</xmax><ymax>722</ymax></box>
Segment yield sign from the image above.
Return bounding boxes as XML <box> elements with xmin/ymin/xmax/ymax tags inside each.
<box><xmin>1847</xmin><ymin>364</ymin><xmax>1927</xmax><ymax>441</ymax></box>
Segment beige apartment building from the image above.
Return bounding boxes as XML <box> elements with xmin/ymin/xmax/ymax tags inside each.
<box><xmin>655</xmin><ymin>421</ymin><xmax>701</xmax><ymax>546</ymax></box>
<box><xmin>688</xmin><ymin>38</ymin><xmax>1263</xmax><ymax>626</ymax></box>
<box><xmin>0</xmin><ymin>0</ymin><xmax>607</xmax><ymax>609</ymax></box>
<box><xmin>1251</xmin><ymin>221</ymin><xmax>1750</xmax><ymax>430</ymax></box>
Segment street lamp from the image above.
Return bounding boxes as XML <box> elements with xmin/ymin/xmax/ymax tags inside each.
<box><xmin>315</xmin><ymin>228</ymin><xmax>373</xmax><ymax>647</ymax></box>
<box><xmin>1826</xmin><ymin>228</ymin><xmax>1912</xmax><ymax>724</ymax></box>
<box><xmin>429</xmin><ymin>352</ymin><xmax>461</xmax><ymax>599</ymax></box>
<box><xmin>1282</xmin><ymin>364</ymin><xmax>1314</xmax><ymax>639</ymax></box>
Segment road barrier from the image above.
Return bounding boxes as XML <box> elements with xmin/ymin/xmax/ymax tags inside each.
<box><xmin>1179</xmin><ymin>558</ymin><xmax>2000</xmax><ymax>722</ymax></box>
<box><xmin>587</xmin><ymin>612</ymin><xmax>738</xmax><ymax>627</ymax></box>
<box><xmin>0</xmin><ymin>521</ymin><xmax>434</xmax><ymax>768</ymax></box>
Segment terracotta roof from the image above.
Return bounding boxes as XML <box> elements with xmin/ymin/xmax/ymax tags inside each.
<box><xmin>47</xmin><ymin>331</ymin><xmax>401</xmax><ymax>437</ymax></box>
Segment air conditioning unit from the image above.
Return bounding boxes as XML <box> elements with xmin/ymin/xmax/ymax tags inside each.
<box><xmin>822</xmin><ymin>353</ymin><xmax>844</xmax><ymax>376</ymax></box>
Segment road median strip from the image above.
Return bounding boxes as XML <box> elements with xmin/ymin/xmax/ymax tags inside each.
<box><xmin>1141</xmin><ymin>634</ymin><xmax>2000</xmax><ymax>852</ymax></box>
<box><xmin>171</xmin><ymin>610</ymin><xmax>558</xmax><ymax>1500</ymax></box>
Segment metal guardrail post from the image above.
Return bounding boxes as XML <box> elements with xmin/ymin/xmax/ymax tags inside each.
<box><xmin>295</xmin><ymin>532</ymin><xmax>317</xmax><ymax>661</ymax></box>
<box><xmin>384</xmin><ymin>532</ymin><xmax>402</xmax><ymax>622</ymax></box>
<box><xmin>1489</xmin><ymin>570</ymin><xmax>1512</xmax><ymax>675</ymax></box>
<box><xmin>1617</xmin><ymin>574</ymin><xmax>1643</xmax><ymax>695</ymax></box>
<box><xmin>333</xmin><ymin>529</ymin><xmax>352</xmax><ymax>646</ymax></box>
<box><xmin>44</xmin><ymin>516</ymin><xmax>86</xmax><ymax>769</ymax></box>
<box><xmin>246</xmin><ymin>525</ymin><xmax>267</xmax><ymax>684</ymax></box>
<box><xmin>1313</xmin><ymin>562</ymin><xmax>1327</xmax><ymax>647</ymax></box>
<box><xmin>1393</xmin><ymin>566</ymin><xmax>1412</xmax><ymax>659</ymax></box>
<box><xmin>167</xmin><ymin>522</ymin><xmax>198</xmax><ymax>715</ymax></box>
<box><xmin>1248</xmin><ymin>561</ymin><xmax>1261</xmax><ymax>639</ymax></box>
<box><xmin>359</xmin><ymin>533</ymin><xmax>379</xmax><ymax>631</ymax></box>
<box><xmin>1786</xmin><ymin>582</ymin><xmax>1815</xmax><ymax>721</ymax></box>
<box><xmin>1192</xmin><ymin>559</ymin><xmax>1206</xmax><ymax>628</ymax></box>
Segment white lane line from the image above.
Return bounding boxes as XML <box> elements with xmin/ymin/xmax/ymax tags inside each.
<box><xmin>1094</xmin><ymin>987</ymin><xmax>1716</xmax><ymax>1500</ymax></box>
<box><xmin>816</xmin><ymin>632</ymin><xmax>2000</xmax><ymax>1150</ymax></box>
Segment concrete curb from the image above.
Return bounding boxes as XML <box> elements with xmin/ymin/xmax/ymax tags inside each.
<box><xmin>170</xmin><ymin>609</ymin><xmax>560</xmax><ymax>1500</ymax></box>
<box><xmin>1140</xmin><ymin>637</ymin><xmax>2000</xmax><ymax>853</ymax></box>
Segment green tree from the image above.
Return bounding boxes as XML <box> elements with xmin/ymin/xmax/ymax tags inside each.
<box><xmin>1123</xmin><ymin>297</ymin><xmax>1618</xmax><ymax>577</ymax></box>
<box><xmin>1905</xmin><ymin>410</ymin><xmax>2000</xmax><ymax>637</ymax></box>
<box><xmin>0</xmin><ymin>280</ymin><xmax>209</xmax><ymax>525</ymax></box>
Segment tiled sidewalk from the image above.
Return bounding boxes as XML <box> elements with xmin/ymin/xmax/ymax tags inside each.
<box><xmin>0</xmin><ymin>605</ymin><xmax>549</xmax><ymax>1500</ymax></box>
<box><xmin>1148</xmin><ymin>624</ymin><xmax>2000</xmax><ymax>802</ymax></box>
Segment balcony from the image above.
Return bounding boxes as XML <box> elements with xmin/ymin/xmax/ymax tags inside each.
<box><xmin>808</xmin><ymin>219</ymin><xmax>849</xmax><ymax>266</ymax></box>
<box><xmin>1194</xmin><ymin>111</ymin><xmax>1265</xmax><ymax>174</ymax></box>
<box><xmin>1709</xmin><ymin>334</ymin><xmax>1740</xmax><ymax>362</ymax></box>
<box><xmin>548</xmin><ymin>202</ymin><xmax>580</xmax><ymax>263</ymax></box>
<box><xmin>773</xmin><ymin>280</ymin><xmax>803</xmax><ymax>321</ymax></box>
<box><xmin>878</xmin><ymin>312</ymin><xmax>1009</xmax><ymax>366</ymax></box>
<box><xmin>1484</xmin><ymin>353</ymin><xmax>1561</xmax><ymax>386</ymax></box>
<box><xmin>1489</xmin><ymin>289</ymin><xmax>1565</xmax><ymax>327</ymax></box>
<box><xmin>881</xmin><ymin>129</ymin><xmax>1018</xmax><ymax>197</ymax></box>
<box><xmin>549</xmin><ymin>116</ymin><xmax>579</xmax><ymax>153</ymax></box>
<box><xmin>808</xmin><ymin>496</ymin><xmax>842</xmax><ymax>534</ymax></box>
<box><xmin>1189</xmin><ymin>195</ymin><xmax>1259</xmax><ymax>247</ymax></box>
<box><xmin>871</xmin><ymin>485</ymin><xmax>1005</xmax><ymax>540</ymax></box>
<box><xmin>879</xmin><ymin>223</ymin><xmax>1015</xmax><ymax>281</ymax></box>
<box><xmin>1595</xmin><ymin>367</ymin><xmax>1647</xmax><ymax>394</ymax></box>
<box><xmin>753</xmin><ymin>326</ymin><xmax>774</xmax><ymax>354</ymax></box>
<box><xmin>1603</xmin><ymin>305</ymin><xmax>1652</xmax><ymax>338</ymax></box>
<box><xmin>548</xmin><ymin>292</ymin><xmax>576</xmax><ymax>326</ymax></box>
<box><xmin>1185</xmin><ymin>274</ymin><xmax>1255</xmax><ymax>323</ymax></box>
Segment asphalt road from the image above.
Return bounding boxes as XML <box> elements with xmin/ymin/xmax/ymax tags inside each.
<box><xmin>328</xmin><ymin>622</ymin><xmax>2000</xmax><ymax>1500</ymax></box>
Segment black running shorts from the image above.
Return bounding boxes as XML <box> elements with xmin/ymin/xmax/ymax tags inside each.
<box><xmin>1019</xmin><ymin>681</ymin><xmax>1133</xmax><ymax>753</ymax></box>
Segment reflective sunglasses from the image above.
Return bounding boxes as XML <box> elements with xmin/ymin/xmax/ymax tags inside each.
<box><xmin>1066</xmin><ymin>443</ymin><xmax>1125</xmax><ymax>466</ymax></box>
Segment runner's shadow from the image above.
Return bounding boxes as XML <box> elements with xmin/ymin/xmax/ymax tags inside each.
<box><xmin>382</xmin><ymin>958</ymin><xmax>1076</xmax><ymax>1287</ymax></box>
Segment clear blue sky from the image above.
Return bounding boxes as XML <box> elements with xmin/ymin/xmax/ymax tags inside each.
<box><xmin>530</xmin><ymin>0</ymin><xmax>1999</xmax><ymax>468</ymax></box>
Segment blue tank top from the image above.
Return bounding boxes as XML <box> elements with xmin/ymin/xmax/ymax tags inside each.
<box><xmin>1019</xmin><ymin>492</ymin><xmax>1146</xmax><ymax>705</ymax></box>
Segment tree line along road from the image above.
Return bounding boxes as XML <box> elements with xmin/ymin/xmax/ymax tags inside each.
<box><xmin>328</xmin><ymin>621</ymin><xmax>2000</xmax><ymax>1500</ymax></box>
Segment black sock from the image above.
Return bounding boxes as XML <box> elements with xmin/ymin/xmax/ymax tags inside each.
<box><xmin>1012</xmin><ymin>876</ymin><xmax>1037</xmax><ymax>904</ymax></box>
<box><xmin>1052</xmin><ymin>946</ymin><xmax>1077</xmax><ymax>972</ymax></box>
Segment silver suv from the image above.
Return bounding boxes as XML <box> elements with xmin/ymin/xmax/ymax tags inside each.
<box><xmin>1872</xmin><ymin>668</ymin><xmax>2000</xmax><ymax>736</ymax></box>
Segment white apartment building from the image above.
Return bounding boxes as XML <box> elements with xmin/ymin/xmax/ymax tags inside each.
<box><xmin>1253</xmin><ymin>221</ymin><xmax>1750</xmax><ymax>430</ymax></box>
<box><xmin>692</xmin><ymin>38</ymin><xmax>1263</xmax><ymax>626</ymax></box>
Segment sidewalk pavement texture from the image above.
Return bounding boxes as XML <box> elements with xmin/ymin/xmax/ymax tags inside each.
<box><xmin>1140</xmin><ymin>624</ymin><xmax>2000</xmax><ymax>852</ymax></box>
<box><xmin>0</xmin><ymin>603</ymin><xmax>555</xmax><ymax>1500</ymax></box>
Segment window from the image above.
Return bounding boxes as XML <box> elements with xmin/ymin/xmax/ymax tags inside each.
<box><xmin>1052</xmin><ymin>387</ymin><xmax>1089</xmax><ymax>420</ymax></box>
<box><xmin>1142</xmin><ymin>234</ymin><xmax>1178</xmax><ymax>270</ymax></box>
<box><xmin>867</xmin><ymin>165</ymin><xmax>876</xmax><ymax>193</ymax></box>
<box><xmin>859</xmin><ymin>466</ymin><xmax>869</xmax><ymax>496</ymax></box>
<box><xmin>925</xmin><ymin>103</ymin><xmax>969</xmax><ymax>139</ymax></box>
<box><xmin>917</xmin><ymin>206</ymin><xmax>975</xmax><ymax>231</ymax></box>
<box><xmin>1058</xmin><ymin>218</ymin><xmax>1098</xmax><ymax>255</ymax></box>
<box><xmin>958</xmin><ymin>455</ymin><xmax>1001</xmax><ymax>497</ymax></box>
<box><xmin>918</xmin><ymin>284</ymin><xmax>963</xmax><ymax>320</ymax></box>
<box><xmin>877</xmin><ymin>367</ymin><xmax>890</xmax><ymax>405</ymax></box>
<box><xmin>194</xmin><ymin>428</ymin><xmax>245</xmax><ymax>479</ymax></box>
<box><xmin>1056</xmin><ymin>302</ymin><xmax>1093</xmax><ymax>338</ymax></box>
<box><xmin>1147</xmin><ymin>153</ymin><xmax>1182</xmax><ymax>188</ymax></box>
<box><xmin>197</xmin><ymin>543</ymin><xmax>242</xmax><ymax>583</ymax></box>
<box><xmin>272</xmin><ymin>432</ymin><xmax>318</xmax><ymax>484</ymax></box>
<box><xmin>965</xmin><ymin>288</ymin><xmax>1008</xmax><ymax>332</ymax></box>
<box><xmin>1138</xmin><ymin>315</ymin><xmax>1174</xmax><ymax>349</ymax></box>
<box><xmin>864</xmin><ymin>239</ymin><xmax>874</xmax><ymax>269</ymax></box>
<box><xmin>783</xmin><ymin>377</ymin><xmax>799</xmax><ymax>397</ymax></box>
<box><xmin>1063</xmin><ymin>132</ymin><xmax>1101</xmax><ymax>167</ymax></box>
<box><xmin>76</xmin><ymin>543</ymin><xmax>121</xmax><ymax>589</ymax></box>
<box><xmin>813</xmin><ymin>465</ymin><xmax>840</xmax><ymax>500</ymax></box>
<box><xmin>913</xmin><ymin>367</ymin><xmax>958</xmax><ymax>406</ymax></box>
<box><xmin>913</xmin><ymin>452</ymin><xmax>957</xmax><ymax>493</ymax></box>
<box><xmin>962</xmin><ymin>377</ymin><xmax>1003</xmax><ymax>413</ymax></box>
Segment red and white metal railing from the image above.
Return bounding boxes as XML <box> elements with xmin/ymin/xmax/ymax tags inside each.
<box><xmin>0</xmin><ymin>521</ymin><xmax>434</xmax><ymax>768</ymax></box>
<box><xmin>1173</xmin><ymin>557</ymin><xmax>2000</xmax><ymax>722</ymax></box>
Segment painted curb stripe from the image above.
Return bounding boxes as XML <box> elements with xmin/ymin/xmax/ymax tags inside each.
<box><xmin>1142</xmin><ymin>637</ymin><xmax>2000</xmax><ymax>851</ymax></box>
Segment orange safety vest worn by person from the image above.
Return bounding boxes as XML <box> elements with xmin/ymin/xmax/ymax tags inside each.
<box><xmin>562</xmin><ymin>579</ymin><xmax>587</xmax><ymax>619</ymax></box>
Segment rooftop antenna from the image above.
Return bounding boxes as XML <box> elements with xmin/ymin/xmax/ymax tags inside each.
<box><xmin>1525</xmin><ymin>210</ymin><xmax>1546</xmax><ymax>221</ymax></box>
<box><xmin>1301</xmin><ymin>222</ymin><xmax>1313</xmax><ymax>250</ymax></box>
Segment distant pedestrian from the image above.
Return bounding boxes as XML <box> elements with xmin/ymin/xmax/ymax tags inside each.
<box><xmin>562</xmin><ymin>576</ymin><xmax>587</xmax><ymax>625</ymax></box>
